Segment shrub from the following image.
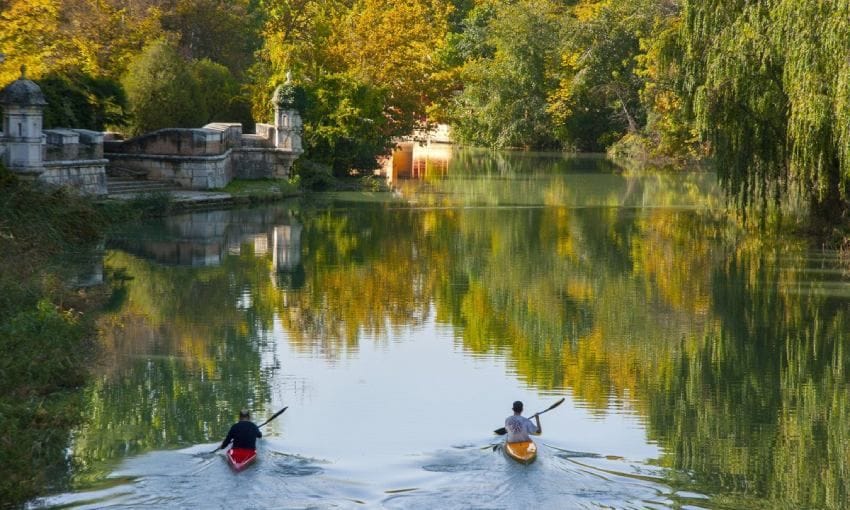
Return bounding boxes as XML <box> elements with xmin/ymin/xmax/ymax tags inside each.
<box><xmin>293</xmin><ymin>159</ymin><xmax>337</xmax><ymax>190</ymax></box>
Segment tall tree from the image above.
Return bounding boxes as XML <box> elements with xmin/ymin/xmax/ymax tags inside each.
<box><xmin>160</xmin><ymin>0</ymin><xmax>261</xmax><ymax>76</ymax></box>
<box><xmin>632</xmin><ymin>1</ymin><xmax>699</xmax><ymax>160</ymax></box>
<box><xmin>255</xmin><ymin>0</ymin><xmax>453</xmax><ymax>173</ymax></box>
<box><xmin>447</xmin><ymin>0</ymin><xmax>563</xmax><ymax>149</ymax></box>
<box><xmin>60</xmin><ymin>0</ymin><xmax>165</xmax><ymax>77</ymax></box>
<box><xmin>0</xmin><ymin>0</ymin><xmax>68</xmax><ymax>84</ymax></box>
<box><xmin>0</xmin><ymin>0</ymin><xmax>165</xmax><ymax>85</ymax></box>
<box><xmin>38</xmin><ymin>71</ymin><xmax>128</xmax><ymax>130</ymax></box>
<box><xmin>189</xmin><ymin>58</ymin><xmax>249</xmax><ymax>125</ymax></box>
<box><xmin>123</xmin><ymin>39</ymin><xmax>205</xmax><ymax>134</ymax></box>
<box><xmin>341</xmin><ymin>0</ymin><xmax>454</xmax><ymax>131</ymax></box>
<box><xmin>259</xmin><ymin>0</ymin><xmax>349</xmax><ymax>81</ymax></box>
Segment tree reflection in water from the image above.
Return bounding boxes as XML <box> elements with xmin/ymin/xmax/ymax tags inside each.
<box><xmin>73</xmin><ymin>150</ymin><xmax>850</xmax><ymax>508</ymax></box>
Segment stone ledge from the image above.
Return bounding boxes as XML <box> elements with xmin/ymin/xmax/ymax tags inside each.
<box><xmin>44</xmin><ymin>129</ymin><xmax>79</xmax><ymax>144</ymax></box>
<box><xmin>234</xmin><ymin>147</ymin><xmax>301</xmax><ymax>154</ymax></box>
<box><xmin>105</xmin><ymin>150</ymin><xmax>232</xmax><ymax>162</ymax></box>
<box><xmin>43</xmin><ymin>158</ymin><xmax>109</xmax><ymax>167</ymax></box>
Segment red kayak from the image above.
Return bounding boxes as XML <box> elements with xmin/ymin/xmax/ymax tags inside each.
<box><xmin>227</xmin><ymin>448</ymin><xmax>257</xmax><ymax>471</ymax></box>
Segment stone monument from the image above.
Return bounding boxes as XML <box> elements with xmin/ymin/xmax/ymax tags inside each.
<box><xmin>271</xmin><ymin>73</ymin><xmax>304</xmax><ymax>154</ymax></box>
<box><xmin>0</xmin><ymin>66</ymin><xmax>47</xmax><ymax>173</ymax></box>
<box><xmin>0</xmin><ymin>66</ymin><xmax>108</xmax><ymax>194</ymax></box>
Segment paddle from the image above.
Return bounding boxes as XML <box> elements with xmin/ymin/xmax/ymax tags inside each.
<box><xmin>210</xmin><ymin>406</ymin><xmax>288</xmax><ymax>453</ymax></box>
<box><xmin>493</xmin><ymin>397</ymin><xmax>565</xmax><ymax>435</ymax></box>
<box><xmin>257</xmin><ymin>406</ymin><xmax>288</xmax><ymax>428</ymax></box>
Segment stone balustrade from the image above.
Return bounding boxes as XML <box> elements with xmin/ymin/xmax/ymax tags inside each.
<box><xmin>104</xmin><ymin>122</ymin><xmax>301</xmax><ymax>190</ymax></box>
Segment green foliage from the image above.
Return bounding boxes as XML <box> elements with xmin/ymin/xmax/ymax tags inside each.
<box><xmin>678</xmin><ymin>0</ymin><xmax>850</xmax><ymax>224</ymax></box>
<box><xmin>298</xmin><ymin>73</ymin><xmax>394</xmax><ymax>175</ymax></box>
<box><xmin>222</xmin><ymin>178</ymin><xmax>300</xmax><ymax>197</ymax></box>
<box><xmin>0</xmin><ymin>181</ymin><xmax>104</xmax><ymax>272</ymax></box>
<box><xmin>0</xmin><ymin>301</ymin><xmax>88</xmax><ymax>395</ymax></box>
<box><xmin>636</xmin><ymin>11</ymin><xmax>701</xmax><ymax>161</ymax></box>
<box><xmin>440</xmin><ymin>0</ymin><xmax>691</xmax><ymax>155</ymax></box>
<box><xmin>160</xmin><ymin>0</ymin><xmax>263</xmax><ymax>76</ymax></box>
<box><xmin>293</xmin><ymin>159</ymin><xmax>337</xmax><ymax>190</ymax></box>
<box><xmin>446</xmin><ymin>0</ymin><xmax>563</xmax><ymax>149</ymax></box>
<box><xmin>359</xmin><ymin>174</ymin><xmax>392</xmax><ymax>192</ymax></box>
<box><xmin>0</xmin><ymin>175</ymin><xmax>107</xmax><ymax>508</ymax></box>
<box><xmin>37</xmin><ymin>70</ymin><xmax>128</xmax><ymax>130</ymax></box>
<box><xmin>123</xmin><ymin>39</ymin><xmax>205</xmax><ymax>135</ymax></box>
<box><xmin>125</xmin><ymin>192</ymin><xmax>177</xmax><ymax>218</ymax></box>
<box><xmin>0</xmin><ymin>160</ymin><xmax>18</xmax><ymax>187</ymax></box>
<box><xmin>123</xmin><ymin>40</ymin><xmax>249</xmax><ymax>135</ymax></box>
<box><xmin>189</xmin><ymin>58</ymin><xmax>252</xmax><ymax>126</ymax></box>
<box><xmin>273</xmin><ymin>79</ymin><xmax>300</xmax><ymax>110</ymax></box>
<box><xmin>550</xmin><ymin>1</ymin><xmax>657</xmax><ymax>150</ymax></box>
<box><xmin>255</xmin><ymin>0</ymin><xmax>453</xmax><ymax>170</ymax></box>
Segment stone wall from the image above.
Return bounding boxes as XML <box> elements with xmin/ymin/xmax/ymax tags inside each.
<box><xmin>105</xmin><ymin>122</ymin><xmax>298</xmax><ymax>190</ymax></box>
<box><xmin>33</xmin><ymin>128</ymin><xmax>108</xmax><ymax>194</ymax></box>
<box><xmin>44</xmin><ymin>128</ymin><xmax>105</xmax><ymax>161</ymax></box>
<box><xmin>254</xmin><ymin>124</ymin><xmax>275</xmax><ymax>145</ymax></box>
<box><xmin>41</xmin><ymin>159</ymin><xmax>108</xmax><ymax>195</ymax></box>
<box><xmin>104</xmin><ymin>125</ymin><xmax>241</xmax><ymax>156</ymax></box>
<box><xmin>233</xmin><ymin>148</ymin><xmax>296</xmax><ymax>180</ymax></box>
<box><xmin>107</xmin><ymin>151</ymin><xmax>233</xmax><ymax>189</ymax></box>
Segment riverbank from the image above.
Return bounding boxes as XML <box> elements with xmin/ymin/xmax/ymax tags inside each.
<box><xmin>0</xmin><ymin>167</ymin><xmax>390</xmax><ymax>508</ymax></box>
<box><xmin>0</xmin><ymin>166</ymin><xmax>111</xmax><ymax>506</ymax></box>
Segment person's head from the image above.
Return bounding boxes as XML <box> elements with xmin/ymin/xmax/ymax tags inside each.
<box><xmin>512</xmin><ymin>401</ymin><xmax>523</xmax><ymax>414</ymax></box>
<box><xmin>239</xmin><ymin>409</ymin><xmax>250</xmax><ymax>420</ymax></box>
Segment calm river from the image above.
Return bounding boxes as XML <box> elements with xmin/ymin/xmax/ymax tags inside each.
<box><xmin>31</xmin><ymin>149</ymin><xmax>850</xmax><ymax>509</ymax></box>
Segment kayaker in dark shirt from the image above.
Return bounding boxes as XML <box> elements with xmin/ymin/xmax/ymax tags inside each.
<box><xmin>220</xmin><ymin>409</ymin><xmax>262</xmax><ymax>450</ymax></box>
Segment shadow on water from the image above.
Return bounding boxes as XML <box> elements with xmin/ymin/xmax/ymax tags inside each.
<box><xmin>30</xmin><ymin>441</ymin><xmax>709</xmax><ymax>510</ymax></box>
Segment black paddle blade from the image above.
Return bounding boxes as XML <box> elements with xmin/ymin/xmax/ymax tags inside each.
<box><xmin>258</xmin><ymin>406</ymin><xmax>288</xmax><ymax>428</ymax></box>
<box><xmin>494</xmin><ymin>427</ymin><xmax>508</xmax><ymax>435</ymax></box>
<box><xmin>544</xmin><ymin>397</ymin><xmax>566</xmax><ymax>412</ymax></box>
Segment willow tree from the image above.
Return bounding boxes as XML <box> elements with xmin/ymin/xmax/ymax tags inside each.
<box><xmin>679</xmin><ymin>0</ymin><xmax>850</xmax><ymax>223</ymax></box>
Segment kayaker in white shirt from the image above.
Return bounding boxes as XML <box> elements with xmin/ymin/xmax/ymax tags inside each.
<box><xmin>504</xmin><ymin>400</ymin><xmax>542</xmax><ymax>443</ymax></box>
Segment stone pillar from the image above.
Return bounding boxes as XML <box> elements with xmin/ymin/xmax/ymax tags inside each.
<box><xmin>0</xmin><ymin>66</ymin><xmax>47</xmax><ymax>174</ymax></box>
<box><xmin>271</xmin><ymin>74</ymin><xmax>304</xmax><ymax>155</ymax></box>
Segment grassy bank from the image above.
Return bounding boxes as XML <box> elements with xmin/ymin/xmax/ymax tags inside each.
<box><xmin>0</xmin><ymin>166</ymin><xmax>116</xmax><ymax>507</ymax></box>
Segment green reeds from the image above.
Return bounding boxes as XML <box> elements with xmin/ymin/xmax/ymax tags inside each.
<box><xmin>0</xmin><ymin>165</ymin><xmax>104</xmax><ymax>506</ymax></box>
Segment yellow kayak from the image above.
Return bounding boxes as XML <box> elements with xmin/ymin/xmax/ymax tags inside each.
<box><xmin>504</xmin><ymin>440</ymin><xmax>537</xmax><ymax>464</ymax></box>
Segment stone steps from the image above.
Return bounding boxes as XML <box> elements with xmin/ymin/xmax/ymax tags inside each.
<box><xmin>104</xmin><ymin>177</ymin><xmax>239</xmax><ymax>211</ymax></box>
<box><xmin>107</xmin><ymin>178</ymin><xmax>182</xmax><ymax>195</ymax></box>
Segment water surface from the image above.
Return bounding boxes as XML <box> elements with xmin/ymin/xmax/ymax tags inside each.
<box><xmin>31</xmin><ymin>149</ymin><xmax>850</xmax><ymax>509</ymax></box>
